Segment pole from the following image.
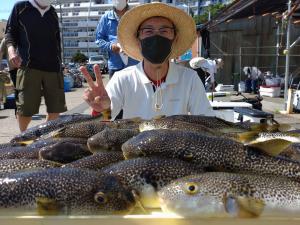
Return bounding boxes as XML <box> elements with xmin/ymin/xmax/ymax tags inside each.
<box><xmin>86</xmin><ymin>0</ymin><xmax>92</xmax><ymax>59</ymax></box>
<box><xmin>239</xmin><ymin>47</ymin><xmax>242</xmax><ymax>82</ymax></box>
<box><xmin>275</xmin><ymin>20</ymin><xmax>280</xmax><ymax>76</ymax></box>
<box><xmin>284</xmin><ymin>0</ymin><xmax>292</xmax><ymax>111</ymax></box>
<box><xmin>59</xmin><ymin>3</ymin><xmax>65</xmax><ymax>64</ymax></box>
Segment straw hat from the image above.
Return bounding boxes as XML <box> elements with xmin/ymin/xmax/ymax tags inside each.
<box><xmin>118</xmin><ymin>2</ymin><xmax>197</xmax><ymax>61</ymax></box>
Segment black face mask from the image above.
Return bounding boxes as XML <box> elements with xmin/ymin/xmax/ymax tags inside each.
<box><xmin>140</xmin><ymin>35</ymin><xmax>173</xmax><ymax>64</ymax></box>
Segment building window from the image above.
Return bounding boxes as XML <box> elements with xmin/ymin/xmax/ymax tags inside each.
<box><xmin>72</xmin><ymin>12</ymin><xmax>79</xmax><ymax>16</ymax></box>
<box><xmin>74</xmin><ymin>3</ymin><xmax>80</xmax><ymax>6</ymax></box>
<box><xmin>63</xmin><ymin>3</ymin><xmax>70</xmax><ymax>7</ymax></box>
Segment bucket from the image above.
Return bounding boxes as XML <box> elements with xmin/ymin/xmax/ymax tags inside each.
<box><xmin>64</xmin><ymin>76</ymin><xmax>72</xmax><ymax>92</ymax></box>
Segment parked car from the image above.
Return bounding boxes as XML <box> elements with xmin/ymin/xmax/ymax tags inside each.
<box><xmin>88</xmin><ymin>55</ymin><xmax>108</xmax><ymax>74</ymax></box>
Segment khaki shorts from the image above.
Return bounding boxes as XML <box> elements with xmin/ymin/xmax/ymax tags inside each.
<box><xmin>16</xmin><ymin>68</ymin><xmax>67</xmax><ymax>116</ymax></box>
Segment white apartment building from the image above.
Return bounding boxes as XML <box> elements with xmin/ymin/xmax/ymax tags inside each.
<box><xmin>54</xmin><ymin>0</ymin><xmax>139</xmax><ymax>63</ymax></box>
<box><xmin>54</xmin><ymin>0</ymin><xmax>231</xmax><ymax>63</ymax></box>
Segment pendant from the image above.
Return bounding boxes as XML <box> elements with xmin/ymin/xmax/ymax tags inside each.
<box><xmin>154</xmin><ymin>103</ymin><xmax>163</xmax><ymax>111</ymax></box>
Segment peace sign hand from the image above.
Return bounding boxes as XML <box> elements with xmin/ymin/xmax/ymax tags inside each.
<box><xmin>80</xmin><ymin>64</ymin><xmax>111</xmax><ymax>113</ymax></box>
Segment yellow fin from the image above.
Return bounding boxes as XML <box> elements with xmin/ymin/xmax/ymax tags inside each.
<box><xmin>237</xmin><ymin>131</ymin><xmax>259</xmax><ymax>143</ymax></box>
<box><xmin>18</xmin><ymin>140</ymin><xmax>34</xmax><ymax>145</ymax></box>
<box><xmin>102</xmin><ymin>109</ymin><xmax>111</xmax><ymax>120</ymax></box>
<box><xmin>250</xmin><ymin>123</ymin><xmax>269</xmax><ymax>132</ymax></box>
<box><xmin>130</xmin><ymin>117</ymin><xmax>143</xmax><ymax>122</ymax></box>
<box><xmin>278</xmin><ymin>124</ymin><xmax>293</xmax><ymax>132</ymax></box>
<box><xmin>224</xmin><ymin>195</ymin><xmax>265</xmax><ymax>218</ymax></box>
<box><xmin>51</xmin><ymin>127</ymin><xmax>65</xmax><ymax>138</ymax></box>
<box><xmin>219</xmin><ymin>128</ymin><xmax>246</xmax><ymax>134</ymax></box>
<box><xmin>36</xmin><ymin>197</ymin><xmax>64</xmax><ymax>216</ymax></box>
<box><xmin>247</xmin><ymin>139</ymin><xmax>292</xmax><ymax>156</ymax></box>
<box><xmin>131</xmin><ymin>190</ymin><xmax>148</xmax><ymax>214</ymax></box>
<box><xmin>153</xmin><ymin>115</ymin><xmax>166</xmax><ymax>120</ymax></box>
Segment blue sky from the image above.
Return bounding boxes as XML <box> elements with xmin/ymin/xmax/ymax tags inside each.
<box><xmin>0</xmin><ymin>0</ymin><xmax>20</xmax><ymax>20</ymax></box>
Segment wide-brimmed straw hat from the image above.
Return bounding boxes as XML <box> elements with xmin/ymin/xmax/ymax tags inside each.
<box><xmin>118</xmin><ymin>2</ymin><xmax>197</xmax><ymax>61</ymax></box>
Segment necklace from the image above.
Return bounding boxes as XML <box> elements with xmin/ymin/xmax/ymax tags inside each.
<box><xmin>154</xmin><ymin>70</ymin><xmax>163</xmax><ymax>111</ymax></box>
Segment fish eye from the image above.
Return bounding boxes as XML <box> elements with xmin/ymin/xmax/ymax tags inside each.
<box><xmin>185</xmin><ymin>182</ymin><xmax>199</xmax><ymax>195</ymax></box>
<box><xmin>94</xmin><ymin>192</ymin><xmax>108</xmax><ymax>204</ymax></box>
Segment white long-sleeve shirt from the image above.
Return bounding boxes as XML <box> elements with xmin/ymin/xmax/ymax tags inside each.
<box><xmin>106</xmin><ymin>62</ymin><xmax>215</xmax><ymax>120</ymax></box>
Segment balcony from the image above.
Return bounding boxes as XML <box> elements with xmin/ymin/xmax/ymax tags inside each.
<box><xmin>78</xmin><ymin>42</ymin><xmax>98</xmax><ymax>48</ymax></box>
<box><xmin>78</xmin><ymin>21</ymin><xmax>98</xmax><ymax>28</ymax></box>
<box><xmin>57</xmin><ymin>11</ymin><xmax>103</xmax><ymax>18</ymax></box>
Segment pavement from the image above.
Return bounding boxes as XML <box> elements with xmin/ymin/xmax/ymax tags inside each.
<box><xmin>0</xmin><ymin>76</ymin><xmax>300</xmax><ymax>144</ymax></box>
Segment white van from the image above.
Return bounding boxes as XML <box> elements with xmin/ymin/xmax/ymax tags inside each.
<box><xmin>88</xmin><ymin>55</ymin><xmax>108</xmax><ymax>73</ymax></box>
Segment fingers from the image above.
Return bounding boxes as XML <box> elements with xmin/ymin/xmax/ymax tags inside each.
<box><xmin>83</xmin><ymin>88</ymin><xmax>94</xmax><ymax>103</ymax></box>
<box><xmin>9</xmin><ymin>55</ymin><xmax>22</xmax><ymax>68</ymax></box>
<box><xmin>80</xmin><ymin>66</ymin><xmax>96</xmax><ymax>89</ymax></box>
<box><xmin>93</xmin><ymin>64</ymin><xmax>105</xmax><ymax>89</ymax></box>
<box><xmin>111</xmin><ymin>43</ymin><xmax>121</xmax><ymax>53</ymax></box>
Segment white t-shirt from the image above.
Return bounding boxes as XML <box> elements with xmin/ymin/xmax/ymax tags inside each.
<box><xmin>189</xmin><ymin>57</ymin><xmax>217</xmax><ymax>83</ymax></box>
<box><xmin>106</xmin><ymin>62</ymin><xmax>215</xmax><ymax>120</ymax></box>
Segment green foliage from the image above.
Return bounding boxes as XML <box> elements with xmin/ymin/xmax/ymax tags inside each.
<box><xmin>193</xmin><ymin>3</ymin><xmax>226</xmax><ymax>24</ymax></box>
<box><xmin>71</xmin><ymin>51</ymin><xmax>88</xmax><ymax>63</ymax></box>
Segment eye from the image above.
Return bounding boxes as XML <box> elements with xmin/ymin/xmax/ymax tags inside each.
<box><xmin>185</xmin><ymin>182</ymin><xmax>199</xmax><ymax>195</ymax></box>
<box><xmin>94</xmin><ymin>192</ymin><xmax>107</xmax><ymax>204</ymax></box>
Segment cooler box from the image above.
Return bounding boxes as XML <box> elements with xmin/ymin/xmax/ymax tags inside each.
<box><xmin>259</xmin><ymin>85</ymin><xmax>281</xmax><ymax>97</ymax></box>
<box><xmin>234</xmin><ymin>107</ymin><xmax>274</xmax><ymax>123</ymax></box>
<box><xmin>215</xmin><ymin>84</ymin><xmax>235</xmax><ymax>92</ymax></box>
<box><xmin>210</xmin><ymin>101</ymin><xmax>252</xmax><ymax>122</ymax></box>
<box><xmin>293</xmin><ymin>90</ymin><xmax>300</xmax><ymax>112</ymax></box>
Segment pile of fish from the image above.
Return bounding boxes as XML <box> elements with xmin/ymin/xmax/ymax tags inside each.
<box><xmin>1</xmin><ymin>113</ymin><xmax>300</xmax><ymax>218</ymax></box>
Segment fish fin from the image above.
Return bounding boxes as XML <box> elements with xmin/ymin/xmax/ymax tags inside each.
<box><xmin>224</xmin><ymin>195</ymin><xmax>265</xmax><ymax>218</ymax></box>
<box><xmin>277</xmin><ymin>124</ymin><xmax>293</xmax><ymax>132</ymax></box>
<box><xmin>36</xmin><ymin>197</ymin><xmax>64</xmax><ymax>215</ymax></box>
<box><xmin>131</xmin><ymin>190</ymin><xmax>148</xmax><ymax>214</ymax></box>
<box><xmin>101</xmin><ymin>109</ymin><xmax>111</xmax><ymax>120</ymax></box>
<box><xmin>178</xmin><ymin>150</ymin><xmax>194</xmax><ymax>161</ymax></box>
<box><xmin>251</xmin><ymin>123</ymin><xmax>293</xmax><ymax>132</ymax></box>
<box><xmin>153</xmin><ymin>115</ymin><xmax>166</xmax><ymax>120</ymax></box>
<box><xmin>219</xmin><ymin>128</ymin><xmax>246</xmax><ymax>134</ymax></box>
<box><xmin>247</xmin><ymin>139</ymin><xmax>292</xmax><ymax>156</ymax></box>
<box><xmin>51</xmin><ymin>127</ymin><xmax>66</xmax><ymax>138</ymax></box>
<box><xmin>130</xmin><ymin>117</ymin><xmax>143</xmax><ymax>122</ymax></box>
<box><xmin>250</xmin><ymin>123</ymin><xmax>280</xmax><ymax>132</ymax></box>
<box><xmin>18</xmin><ymin>140</ymin><xmax>34</xmax><ymax>145</ymax></box>
<box><xmin>237</xmin><ymin>131</ymin><xmax>259</xmax><ymax>143</ymax></box>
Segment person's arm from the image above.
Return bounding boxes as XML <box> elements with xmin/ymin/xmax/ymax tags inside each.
<box><xmin>5</xmin><ymin>4</ymin><xmax>22</xmax><ymax>68</ymax></box>
<box><xmin>95</xmin><ymin>14</ymin><xmax>113</xmax><ymax>52</ymax></box>
<box><xmin>5</xmin><ymin>4</ymin><xmax>19</xmax><ymax>49</ymax></box>
<box><xmin>188</xmin><ymin>71</ymin><xmax>215</xmax><ymax>116</ymax></box>
<box><xmin>53</xmin><ymin>9</ymin><xmax>62</xmax><ymax>64</ymax></box>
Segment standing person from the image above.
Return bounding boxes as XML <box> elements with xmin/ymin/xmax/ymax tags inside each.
<box><xmin>0</xmin><ymin>38</ymin><xmax>18</xmax><ymax>111</ymax></box>
<box><xmin>5</xmin><ymin>0</ymin><xmax>67</xmax><ymax>132</ymax></box>
<box><xmin>189</xmin><ymin>57</ymin><xmax>223</xmax><ymax>91</ymax></box>
<box><xmin>81</xmin><ymin>2</ymin><xmax>214</xmax><ymax>120</ymax></box>
<box><xmin>0</xmin><ymin>38</ymin><xmax>17</xmax><ymax>86</ymax></box>
<box><xmin>95</xmin><ymin>0</ymin><xmax>139</xmax><ymax>79</ymax></box>
<box><xmin>243</xmin><ymin>66</ymin><xmax>262</xmax><ymax>94</ymax></box>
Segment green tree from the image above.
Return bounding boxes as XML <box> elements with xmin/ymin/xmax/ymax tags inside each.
<box><xmin>71</xmin><ymin>51</ymin><xmax>88</xmax><ymax>63</ymax></box>
<box><xmin>193</xmin><ymin>3</ymin><xmax>225</xmax><ymax>24</ymax></box>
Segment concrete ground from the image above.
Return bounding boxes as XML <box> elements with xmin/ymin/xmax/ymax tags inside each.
<box><xmin>0</xmin><ymin>77</ymin><xmax>300</xmax><ymax>144</ymax></box>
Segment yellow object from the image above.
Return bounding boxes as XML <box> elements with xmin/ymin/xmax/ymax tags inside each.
<box><xmin>283</xmin><ymin>49</ymin><xmax>288</xmax><ymax>55</ymax></box>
